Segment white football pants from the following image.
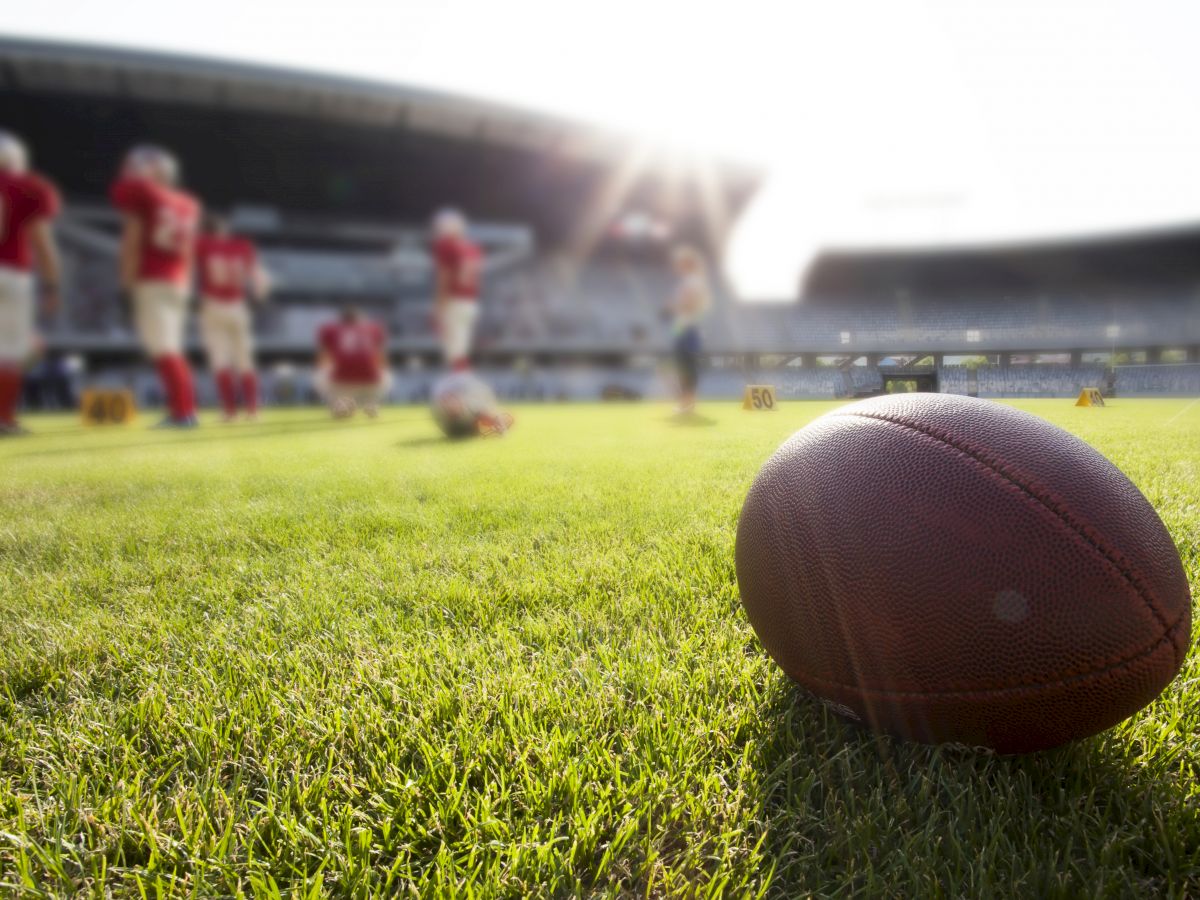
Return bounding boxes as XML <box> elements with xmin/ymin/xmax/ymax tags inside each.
<box><xmin>0</xmin><ymin>266</ymin><xmax>34</xmax><ymax>364</ymax></box>
<box><xmin>313</xmin><ymin>368</ymin><xmax>393</xmax><ymax>408</ymax></box>
<box><xmin>440</xmin><ymin>298</ymin><xmax>478</xmax><ymax>364</ymax></box>
<box><xmin>201</xmin><ymin>299</ymin><xmax>255</xmax><ymax>372</ymax></box>
<box><xmin>134</xmin><ymin>281</ymin><xmax>188</xmax><ymax>357</ymax></box>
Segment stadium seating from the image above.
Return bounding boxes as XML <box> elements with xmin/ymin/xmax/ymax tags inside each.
<box><xmin>937</xmin><ymin>364</ymin><xmax>1110</xmax><ymax>398</ymax></box>
<box><xmin>708</xmin><ymin>294</ymin><xmax>1200</xmax><ymax>355</ymax></box>
<box><xmin>1114</xmin><ymin>364</ymin><xmax>1200</xmax><ymax>396</ymax></box>
<box><xmin>45</xmin><ymin>204</ymin><xmax>1200</xmax><ymax>400</ymax></box>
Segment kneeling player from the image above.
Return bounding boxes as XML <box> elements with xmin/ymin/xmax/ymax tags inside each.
<box><xmin>314</xmin><ymin>307</ymin><xmax>391</xmax><ymax>418</ymax></box>
<box><xmin>111</xmin><ymin>145</ymin><xmax>201</xmax><ymax>428</ymax></box>
<box><xmin>0</xmin><ymin>131</ymin><xmax>61</xmax><ymax>436</ymax></box>
<box><xmin>196</xmin><ymin>215</ymin><xmax>269</xmax><ymax>421</ymax></box>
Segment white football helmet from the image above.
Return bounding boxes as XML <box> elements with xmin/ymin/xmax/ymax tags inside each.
<box><xmin>431</xmin><ymin>371</ymin><xmax>508</xmax><ymax>438</ymax></box>
<box><xmin>123</xmin><ymin>144</ymin><xmax>179</xmax><ymax>184</ymax></box>
<box><xmin>432</xmin><ymin>207</ymin><xmax>467</xmax><ymax>238</ymax></box>
<box><xmin>0</xmin><ymin>130</ymin><xmax>29</xmax><ymax>174</ymax></box>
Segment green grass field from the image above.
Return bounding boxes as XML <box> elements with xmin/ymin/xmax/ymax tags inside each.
<box><xmin>1</xmin><ymin>398</ymin><xmax>1198</xmax><ymax>897</ymax></box>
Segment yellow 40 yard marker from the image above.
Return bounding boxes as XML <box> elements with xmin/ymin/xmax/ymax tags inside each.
<box><xmin>81</xmin><ymin>388</ymin><xmax>138</xmax><ymax>426</ymax></box>
<box><xmin>743</xmin><ymin>385</ymin><xmax>778</xmax><ymax>410</ymax></box>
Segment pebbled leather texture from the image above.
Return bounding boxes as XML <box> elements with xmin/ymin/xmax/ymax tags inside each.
<box><xmin>735</xmin><ymin>393</ymin><xmax>1192</xmax><ymax>753</ymax></box>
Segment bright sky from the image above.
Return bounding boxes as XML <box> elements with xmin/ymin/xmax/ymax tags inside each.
<box><xmin>5</xmin><ymin>0</ymin><xmax>1200</xmax><ymax>297</ymax></box>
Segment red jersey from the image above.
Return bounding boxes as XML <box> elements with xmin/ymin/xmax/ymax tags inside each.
<box><xmin>196</xmin><ymin>234</ymin><xmax>257</xmax><ymax>302</ymax></box>
<box><xmin>318</xmin><ymin>318</ymin><xmax>386</xmax><ymax>384</ymax></box>
<box><xmin>109</xmin><ymin>176</ymin><xmax>200</xmax><ymax>285</ymax></box>
<box><xmin>432</xmin><ymin>235</ymin><xmax>482</xmax><ymax>299</ymax></box>
<box><xmin>0</xmin><ymin>170</ymin><xmax>60</xmax><ymax>271</ymax></box>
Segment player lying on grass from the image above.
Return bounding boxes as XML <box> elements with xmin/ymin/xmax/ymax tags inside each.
<box><xmin>0</xmin><ymin>130</ymin><xmax>61</xmax><ymax>437</ymax></box>
<box><xmin>111</xmin><ymin>145</ymin><xmax>202</xmax><ymax>428</ymax></box>
<box><xmin>431</xmin><ymin>370</ymin><xmax>514</xmax><ymax>438</ymax></box>
<box><xmin>314</xmin><ymin>306</ymin><xmax>391</xmax><ymax>418</ymax></box>
<box><xmin>196</xmin><ymin>214</ymin><xmax>270</xmax><ymax>422</ymax></box>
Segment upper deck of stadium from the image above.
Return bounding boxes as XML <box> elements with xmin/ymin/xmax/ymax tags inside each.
<box><xmin>0</xmin><ymin>36</ymin><xmax>758</xmax><ymax>246</ymax></box>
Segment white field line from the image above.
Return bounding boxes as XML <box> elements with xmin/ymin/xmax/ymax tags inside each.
<box><xmin>1165</xmin><ymin>396</ymin><xmax>1200</xmax><ymax>425</ymax></box>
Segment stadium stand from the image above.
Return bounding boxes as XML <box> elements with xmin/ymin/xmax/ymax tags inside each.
<box><xmin>1115</xmin><ymin>364</ymin><xmax>1200</xmax><ymax>396</ymax></box>
<box><xmin>937</xmin><ymin>364</ymin><xmax>1108</xmax><ymax>398</ymax></box>
<box><xmin>3</xmin><ymin>36</ymin><xmax>1199</xmax><ymax>402</ymax></box>
<box><xmin>45</xmin><ymin>202</ymin><xmax>1200</xmax><ymax>401</ymax></box>
<box><xmin>705</xmin><ymin>294</ymin><xmax>1200</xmax><ymax>355</ymax></box>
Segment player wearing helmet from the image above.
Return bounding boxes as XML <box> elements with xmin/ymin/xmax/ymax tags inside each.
<box><xmin>110</xmin><ymin>145</ymin><xmax>202</xmax><ymax>427</ymax></box>
<box><xmin>430</xmin><ymin>208</ymin><xmax>483</xmax><ymax>372</ymax></box>
<box><xmin>196</xmin><ymin>214</ymin><xmax>270</xmax><ymax>421</ymax></box>
<box><xmin>0</xmin><ymin>130</ymin><xmax>62</xmax><ymax>436</ymax></box>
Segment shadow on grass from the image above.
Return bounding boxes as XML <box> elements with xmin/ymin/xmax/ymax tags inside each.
<box><xmin>664</xmin><ymin>413</ymin><xmax>719</xmax><ymax>427</ymax></box>
<box><xmin>395</xmin><ymin>435</ymin><xmax>456</xmax><ymax>449</ymax></box>
<box><xmin>6</xmin><ymin>414</ymin><xmax>427</xmax><ymax>459</ymax></box>
<box><xmin>749</xmin><ymin>677</ymin><xmax>1194</xmax><ymax>896</ymax></box>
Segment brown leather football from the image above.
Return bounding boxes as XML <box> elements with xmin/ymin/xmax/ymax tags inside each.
<box><xmin>736</xmin><ymin>394</ymin><xmax>1191</xmax><ymax>753</ymax></box>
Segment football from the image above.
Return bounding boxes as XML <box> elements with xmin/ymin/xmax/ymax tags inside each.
<box><xmin>736</xmin><ymin>394</ymin><xmax>1192</xmax><ymax>753</ymax></box>
<box><xmin>431</xmin><ymin>371</ymin><xmax>505</xmax><ymax>438</ymax></box>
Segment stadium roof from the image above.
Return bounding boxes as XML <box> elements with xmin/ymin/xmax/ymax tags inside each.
<box><xmin>0</xmin><ymin>35</ymin><xmax>750</xmax><ymax>172</ymax></box>
<box><xmin>805</xmin><ymin>224</ymin><xmax>1200</xmax><ymax>300</ymax></box>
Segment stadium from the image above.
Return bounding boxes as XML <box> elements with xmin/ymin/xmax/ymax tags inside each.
<box><xmin>1</xmin><ymin>24</ymin><xmax>1199</xmax><ymax>899</ymax></box>
<box><xmin>3</xmin><ymin>36</ymin><xmax>1199</xmax><ymax>409</ymax></box>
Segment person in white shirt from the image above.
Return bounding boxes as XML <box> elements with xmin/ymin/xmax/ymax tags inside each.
<box><xmin>668</xmin><ymin>245</ymin><xmax>711</xmax><ymax>415</ymax></box>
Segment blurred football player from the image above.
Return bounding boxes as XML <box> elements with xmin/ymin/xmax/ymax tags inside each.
<box><xmin>668</xmin><ymin>245</ymin><xmax>711</xmax><ymax>416</ymax></box>
<box><xmin>430</xmin><ymin>208</ymin><xmax>482</xmax><ymax>372</ymax></box>
<box><xmin>110</xmin><ymin>144</ymin><xmax>201</xmax><ymax>428</ymax></box>
<box><xmin>314</xmin><ymin>306</ymin><xmax>391</xmax><ymax>418</ymax></box>
<box><xmin>0</xmin><ymin>131</ymin><xmax>61</xmax><ymax>436</ymax></box>
<box><xmin>431</xmin><ymin>370</ymin><xmax>513</xmax><ymax>438</ymax></box>
<box><xmin>195</xmin><ymin>214</ymin><xmax>269</xmax><ymax>421</ymax></box>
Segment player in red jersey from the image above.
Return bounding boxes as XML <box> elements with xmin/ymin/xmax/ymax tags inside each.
<box><xmin>0</xmin><ymin>131</ymin><xmax>62</xmax><ymax>436</ymax></box>
<box><xmin>430</xmin><ymin>208</ymin><xmax>483</xmax><ymax>372</ymax></box>
<box><xmin>314</xmin><ymin>306</ymin><xmax>391</xmax><ymax>418</ymax></box>
<box><xmin>195</xmin><ymin>214</ymin><xmax>270</xmax><ymax>421</ymax></box>
<box><xmin>110</xmin><ymin>144</ymin><xmax>202</xmax><ymax>427</ymax></box>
